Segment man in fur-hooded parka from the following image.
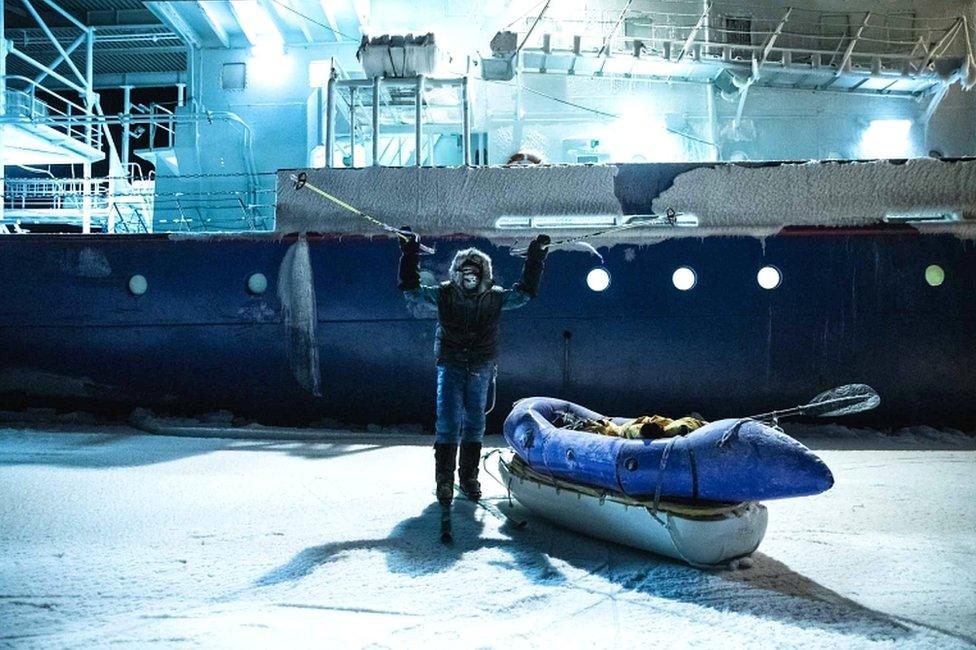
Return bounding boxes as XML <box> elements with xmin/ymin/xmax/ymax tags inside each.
<box><xmin>398</xmin><ymin>231</ymin><xmax>550</xmax><ymax>507</ymax></box>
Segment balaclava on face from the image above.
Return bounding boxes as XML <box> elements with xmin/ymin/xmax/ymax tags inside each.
<box><xmin>459</xmin><ymin>264</ymin><xmax>482</xmax><ymax>292</ymax></box>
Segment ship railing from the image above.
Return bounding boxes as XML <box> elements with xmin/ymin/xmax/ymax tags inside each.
<box><xmin>151</xmin><ymin>194</ymin><xmax>271</xmax><ymax>232</ymax></box>
<box><xmin>109</xmin><ymin>202</ymin><xmax>151</xmax><ymax>234</ymax></box>
<box><xmin>511</xmin><ymin>5</ymin><xmax>972</xmax><ymax>84</ymax></box>
<box><xmin>4</xmin><ymin>87</ymin><xmax>49</xmax><ymax>118</ymax></box>
<box><xmin>2</xmin><ymin>78</ymin><xmax>175</xmax><ymax>153</ymax></box>
<box><xmin>3</xmin><ymin>177</ymin><xmax>110</xmax><ymax>211</ymax></box>
<box><xmin>1</xmin><ymin>76</ymin><xmax>102</xmax><ymax>149</ymax></box>
<box><xmin>126</xmin><ymin>162</ymin><xmax>151</xmax><ymax>183</ymax></box>
<box><xmin>2</xmin><ymin>176</ymin><xmax>156</xmax><ymax>233</ymax></box>
<box><xmin>109</xmin><ymin>179</ymin><xmax>155</xmax><ymax>234</ymax></box>
<box><xmin>131</xmin><ymin>101</ymin><xmax>176</xmax><ymax>150</ymax></box>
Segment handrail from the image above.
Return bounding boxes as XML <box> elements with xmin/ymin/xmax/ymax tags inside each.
<box><xmin>513</xmin><ymin>5</ymin><xmax>968</xmax><ymax>64</ymax></box>
<box><xmin>524</xmin><ymin>37</ymin><xmax>950</xmax><ymax>63</ymax></box>
<box><xmin>2</xmin><ymin>74</ymin><xmax>102</xmax><ymax>146</ymax></box>
<box><xmin>517</xmin><ymin>24</ymin><xmax>971</xmax><ymax>70</ymax></box>
<box><xmin>3</xmin><ymin>177</ymin><xmax>111</xmax><ymax>211</ymax></box>
<box><xmin>524</xmin><ymin>24</ymin><xmax>960</xmax><ymax>48</ymax></box>
<box><xmin>2</xmin><ymin>75</ymin><xmax>90</xmax><ymax>117</ymax></box>
<box><xmin>150</xmin><ymin>102</ymin><xmax>175</xmax><ymax>116</ymax></box>
<box><xmin>538</xmin><ymin>7</ymin><xmax>960</xmax><ymax>32</ymax></box>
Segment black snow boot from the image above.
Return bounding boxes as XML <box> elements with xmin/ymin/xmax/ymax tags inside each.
<box><xmin>458</xmin><ymin>442</ymin><xmax>483</xmax><ymax>500</ymax></box>
<box><xmin>434</xmin><ymin>443</ymin><xmax>458</xmax><ymax>505</ymax></box>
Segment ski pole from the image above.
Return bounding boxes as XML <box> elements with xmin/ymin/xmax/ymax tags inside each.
<box><xmin>290</xmin><ymin>172</ymin><xmax>436</xmax><ymax>255</ymax></box>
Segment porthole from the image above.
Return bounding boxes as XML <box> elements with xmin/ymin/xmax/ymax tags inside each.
<box><xmin>586</xmin><ymin>267</ymin><xmax>611</xmax><ymax>292</ymax></box>
<box><xmin>757</xmin><ymin>265</ymin><xmax>782</xmax><ymax>290</ymax></box>
<box><xmin>128</xmin><ymin>274</ymin><xmax>147</xmax><ymax>296</ymax></box>
<box><xmin>925</xmin><ymin>264</ymin><xmax>945</xmax><ymax>287</ymax></box>
<box><xmin>672</xmin><ymin>266</ymin><xmax>696</xmax><ymax>291</ymax></box>
<box><xmin>247</xmin><ymin>272</ymin><xmax>268</xmax><ymax>295</ymax></box>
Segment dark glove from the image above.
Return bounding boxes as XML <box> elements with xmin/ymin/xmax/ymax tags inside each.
<box><xmin>527</xmin><ymin>234</ymin><xmax>551</xmax><ymax>262</ymax></box>
<box><xmin>397</xmin><ymin>226</ymin><xmax>421</xmax><ymax>290</ymax></box>
<box><xmin>399</xmin><ymin>226</ymin><xmax>420</xmax><ymax>255</ymax></box>
<box><xmin>517</xmin><ymin>234</ymin><xmax>550</xmax><ymax>298</ymax></box>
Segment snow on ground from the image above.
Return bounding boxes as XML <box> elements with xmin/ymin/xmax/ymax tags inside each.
<box><xmin>1</xmin><ymin>424</ymin><xmax>974</xmax><ymax>649</ymax></box>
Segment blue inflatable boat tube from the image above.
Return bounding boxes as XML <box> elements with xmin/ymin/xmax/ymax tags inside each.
<box><xmin>502</xmin><ymin>397</ymin><xmax>834</xmax><ymax>502</ymax></box>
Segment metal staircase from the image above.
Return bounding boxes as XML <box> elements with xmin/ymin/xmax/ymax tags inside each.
<box><xmin>0</xmin><ymin>0</ymin><xmax>189</xmax><ymax>233</ymax></box>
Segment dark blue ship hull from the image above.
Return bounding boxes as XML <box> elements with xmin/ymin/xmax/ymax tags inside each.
<box><xmin>0</xmin><ymin>227</ymin><xmax>974</xmax><ymax>429</ymax></box>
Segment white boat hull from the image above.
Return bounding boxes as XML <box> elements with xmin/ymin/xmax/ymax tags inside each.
<box><xmin>498</xmin><ymin>454</ymin><xmax>768</xmax><ymax>567</ymax></box>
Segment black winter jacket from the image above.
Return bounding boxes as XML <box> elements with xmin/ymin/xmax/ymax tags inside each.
<box><xmin>398</xmin><ymin>246</ymin><xmax>545</xmax><ymax>365</ymax></box>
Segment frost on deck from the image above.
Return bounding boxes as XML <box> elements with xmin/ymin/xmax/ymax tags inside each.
<box><xmin>1</xmin><ymin>425</ymin><xmax>974</xmax><ymax>648</ymax></box>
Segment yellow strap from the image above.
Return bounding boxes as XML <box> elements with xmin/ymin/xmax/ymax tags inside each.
<box><xmin>291</xmin><ymin>173</ymin><xmax>411</xmax><ymax>242</ymax></box>
<box><xmin>300</xmin><ymin>181</ymin><xmax>410</xmax><ymax>241</ymax></box>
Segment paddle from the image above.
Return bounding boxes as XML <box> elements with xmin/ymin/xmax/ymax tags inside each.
<box><xmin>747</xmin><ymin>384</ymin><xmax>880</xmax><ymax>423</ymax></box>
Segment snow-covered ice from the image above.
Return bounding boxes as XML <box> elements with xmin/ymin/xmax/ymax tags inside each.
<box><xmin>1</xmin><ymin>423</ymin><xmax>974</xmax><ymax>648</ymax></box>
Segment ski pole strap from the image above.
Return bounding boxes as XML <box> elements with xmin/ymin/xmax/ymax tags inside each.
<box><xmin>484</xmin><ymin>365</ymin><xmax>498</xmax><ymax>415</ymax></box>
<box><xmin>291</xmin><ymin>172</ymin><xmax>435</xmax><ymax>254</ymax></box>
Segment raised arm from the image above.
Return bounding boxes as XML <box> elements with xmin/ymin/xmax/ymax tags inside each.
<box><xmin>503</xmin><ymin>234</ymin><xmax>550</xmax><ymax>310</ymax></box>
<box><xmin>398</xmin><ymin>227</ymin><xmax>439</xmax><ymax>307</ymax></box>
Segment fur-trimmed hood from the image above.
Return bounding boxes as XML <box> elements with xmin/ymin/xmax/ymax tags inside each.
<box><xmin>449</xmin><ymin>247</ymin><xmax>494</xmax><ymax>293</ymax></box>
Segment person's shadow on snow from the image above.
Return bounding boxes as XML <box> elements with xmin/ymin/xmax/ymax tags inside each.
<box><xmin>254</xmin><ymin>500</ymin><xmax>565</xmax><ymax>585</ymax></box>
<box><xmin>254</xmin><ymin>502</ymin><xmax>951</xmax><ymax>645</ymax></box>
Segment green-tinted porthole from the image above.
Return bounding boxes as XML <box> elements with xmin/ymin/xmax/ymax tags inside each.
<box><xmin>925</xmin><ymin>264</ymin><xmax>945</xmax><ymax>287</ymax></box>
<box><xmin>247</xmin><ymin>272</ymin><xmax>268</xmax><ymax>295</ymax></box>
<box><xmin>128</xmin><ymin>274</ymin><xmax>148</xmax><ymax>296</ymax></box>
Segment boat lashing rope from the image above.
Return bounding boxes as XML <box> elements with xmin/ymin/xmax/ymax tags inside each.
<box><xmin>481</xmin><ymin>448</ymin><xmax>517</xmax><ymax>509</ymax></box>
<box><xmin>290</xmin><ymin>171</ymin><xmax>436</xmax><ymax>254</ymax></box>
<box><xmin>650</xmin><ymin>435</ymin><xmax>680</xmax><ymax>518</ymax></box>
<box><xmin>485</xmin><ymin>365</ymin><xmax>498</xmax><ymax>415</ymax></box>
<box><xmin>502</xmin><ymin>454</ymin><xmax>749</xmax><ymax>519</ymax></box>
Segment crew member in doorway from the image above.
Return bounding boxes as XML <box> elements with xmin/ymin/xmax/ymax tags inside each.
<box><xmin>398</xmin><ymin>231</ymin><xmax>550</xmax><ymax>505</ymax></box>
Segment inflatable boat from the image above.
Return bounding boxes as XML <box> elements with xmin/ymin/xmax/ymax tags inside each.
<box><xmin>502</xmin><ymin>397</ymin><xmax>834</xmax><ymax>503</ymax></box>
<box><xmin>497</xmin><ymin>453</ymin><xmax>768</xmax><ymax>567</ymax></box>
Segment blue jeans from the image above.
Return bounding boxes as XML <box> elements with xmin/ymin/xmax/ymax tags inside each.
<box><xmin>435</xmin><ymin>362</ymin><xmax>496</xmax><ymax>444</ymax></box>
